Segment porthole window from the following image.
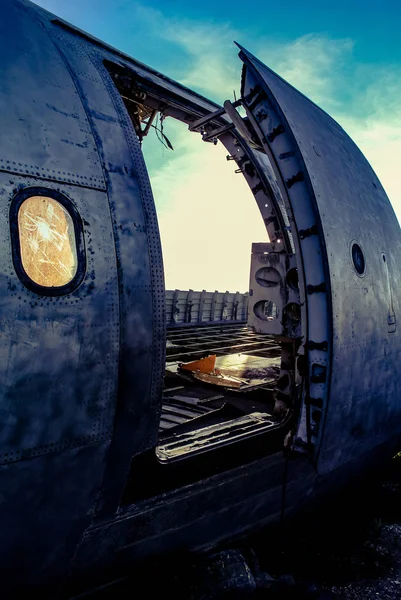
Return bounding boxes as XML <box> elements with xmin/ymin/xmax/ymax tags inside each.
<box><xmin>350</xmin><ymin>241</ymin><xmax>365</xmax><ymax>276</ymax></box>
<box><xmin>18</xmin><ymin>196</ymin><xmax>77</xmax><ymax>287</ymax></box>
<box><xmin>10</xmin><ymin>188</ymin><xmax>85</xmax><ymax>295</ymax></box>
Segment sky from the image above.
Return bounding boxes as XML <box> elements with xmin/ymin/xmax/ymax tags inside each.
<box><xmin>35</xmin><ymin>0</ymin><xmax>401</xmax><ymax>292</ymax></box>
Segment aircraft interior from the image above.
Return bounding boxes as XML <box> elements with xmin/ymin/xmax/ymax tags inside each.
<box><xmin>104</xmin><ymin>61</ymin><xmax>298</xmax><ymax>503</ymax></box>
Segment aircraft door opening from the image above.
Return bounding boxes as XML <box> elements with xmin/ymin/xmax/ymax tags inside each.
<box><xmin>101</xmin><ymin>60</ymin><xmax>300</xmax><ymax>504</ymax></box>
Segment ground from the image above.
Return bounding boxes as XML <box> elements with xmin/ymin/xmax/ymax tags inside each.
<box><xmin>253</xmin><ymin>454</ymin><xmax>401</xmax><ymax>599</ymax></box>
<box><xmin>93</xmin><ymin>455</ymin><xmax>401</xmax><ymax>599</ymax></box>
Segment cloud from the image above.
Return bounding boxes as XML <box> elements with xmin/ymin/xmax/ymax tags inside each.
<box><xmin>122</xmin><ymin>5</ymin><xmax>241</xmax><ymax>102</ymax></box>
<box><xmin>39</xmin><ymin>1</ymin><xmax>401</xmax><ymax>291</ymax></box>
<box><xmin>254</xmin><ymin>34</ymin><xmax>355</xmax><ymax>109</ymax></box>
<box><xmin>337</xmin><ymin>69</ymin><xmax>401</xmax><ymax>213</ymax></box>
<box><xmin>160</xmin><ymin>20</ymin><xmax>240</xmax><ymax>102</ymax></box>
<box><xmin>254</xmin><ymin>36</ymin><xmax>401</xmax><ymax>215</ymax></box>
<box><xmin>138</xmin><ymin>10</ymin><xmax>401</xmax><ymax>292</ymax></box>
<box><xmin>143</xmin><ymin>120</ymin><xmax>267</xmax><ymax>292</ymax></box>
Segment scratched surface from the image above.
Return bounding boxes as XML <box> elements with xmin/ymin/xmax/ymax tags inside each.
<box><xmin>240</xmin><ymin>48</ymin><xmax>401</xmax><ymax>473</ymax></box>
<box><xmin>1</xmin><ymin>0</ymin><xmax>400</xmax><ymax>596</ymax></box>
<box><xmin>0</xmin><ymin>0</ymin><xmax>120</xmax><ymax>592</ymax></box>
<box><xmin>0</xmin><ymin>2</ymin><xmax>105</xmax><ymax>189</ymax></box>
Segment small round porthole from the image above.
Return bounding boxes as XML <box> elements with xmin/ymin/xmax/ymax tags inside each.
<box><xmin>351</xmin><ymin>242</ymin><xmax>365</xmax><ymax>276</ymax></box>
<box><xmin>253</xmin><ymin>299</ymin><xmax>279</xmax><ymax>321</ymax></box>
<box><xmin>10</xmin><ymin>187</ymin><xmax>86</xmax><ymax>296</ymax></box>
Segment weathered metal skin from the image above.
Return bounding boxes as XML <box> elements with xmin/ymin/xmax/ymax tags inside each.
<box><xmin>1</xmin><ymin>0</ymin><xmax>401</xmax><ymax>596</ymax></box>
<box><xmin>0</xmin><ymin>0</ymin><xmax>165</xmax><ymax>592</ymax></box>
<box><xmin>238</xmin><ymin>48</ymin><xmax>401</xmax><ymax>471</ymax></box>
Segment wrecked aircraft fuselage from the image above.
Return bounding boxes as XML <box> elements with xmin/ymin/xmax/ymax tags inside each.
<box><xmin>1</xmin><ymin>0</ymin><xmax>401</xmax><ymax>596</ymax></box>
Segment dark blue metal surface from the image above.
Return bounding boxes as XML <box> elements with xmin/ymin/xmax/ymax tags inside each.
<box><xmin>239</xmin><ymin>47</ymin><xmax>401</xmax><ymax>472</ymax></box>
<box><xmin>45</xmin><ymin>18</ymin><xmax>167</xmax><ymax>516</ymax></box>
<box><xmin>0</xmin><ymin>0</ymin><xmax>164</xmax><ymax>591</ymax></box>
<box><xmin>1</xmin><ymin>0</ymin><xmax>401</xmax><ymax>596</ymax></box>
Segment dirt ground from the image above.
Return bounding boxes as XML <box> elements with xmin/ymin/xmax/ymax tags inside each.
<box><xmin>252</xmin><ymin>455</ymin><xmax>401</xmax><ymax>599</ymax></box>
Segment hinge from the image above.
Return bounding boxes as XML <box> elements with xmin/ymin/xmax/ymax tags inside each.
<box><xmin>299</xmin><ymin>224</ymin><xmax>318</xmax><ymax>240</ymax></box>
<box><xmin>307</xmin><ymin>282</ymin><xmax>326</xmax><ymax>294</ymax></box>
<box><xmin>306</xmin><ymin>340</ymin><xmax>328</xmax><ymax>351</ymax></box>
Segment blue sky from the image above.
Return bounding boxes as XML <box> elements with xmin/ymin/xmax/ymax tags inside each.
<box><xmin>35</xmin><ymin>0</ymin><xmax>401</xmax><ymax>291</ymax></box>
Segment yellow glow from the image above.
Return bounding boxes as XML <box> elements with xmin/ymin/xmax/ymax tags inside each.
<box><xmin>18</xmin><ymin>196</ymin><xmax>77</xmax><ymax>287</ymax></box>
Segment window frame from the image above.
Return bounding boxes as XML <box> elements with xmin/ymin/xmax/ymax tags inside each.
<box><xmin>10</xmin><ymin>187</ymin><xmax>86</xmax><ymax>296</ymax></box>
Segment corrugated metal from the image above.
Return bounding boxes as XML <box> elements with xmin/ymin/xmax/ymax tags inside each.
<box><xmin>166</xmin><ymin>289</ymin><xmax>248</xmax><ymax>326</ymax></box>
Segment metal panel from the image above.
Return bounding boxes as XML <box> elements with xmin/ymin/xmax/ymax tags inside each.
<box><xmin>0</xmin><ymin>0</ymin><xmax>105</xmax><ymax>190</ymax></box>
<box><xmin>239</xmin><ymin>47</ymin><xmax>401</xmax><ymax>472</ymax></box>
<box><xmin>165</xmin><ymin>289</ymin><xmax>249</xmax><ymax>326</ymax></box>
<box><xmin>4</xmin><ymin>0</ymin><xmax>401</xmax><ymax>592</ymax></box>
<box><xmin>0</xmin><ymin>177</ymin><xmax>118</xmax><ymax>460</ymax></box>
<box><xmin>0</xmin><ymin>442</ymin><xmax>109</xmax><ymax>594</ymax></box>
<box><xmin>0</xmin><ymin>3</ymin><xmax>120</xmax><ymax>578</ymax></box>
<box><xmin>248</xmin><ymin>244</ymin><xmax>300</xmax><ymax>337</ymax></box>
<box><xmin>0</xmin><ymin>175</ymin><xmax>117</xmax><ymax>590</ymax></box>
<box><xmin>0</xmin><ymin>0</ymin><xmax>161</xmax><ymax>590</ymax></box>
<box><xmin>43</xmin><ymin>18</ymin><xmax>166</xmax><ymax>514</ymax></box>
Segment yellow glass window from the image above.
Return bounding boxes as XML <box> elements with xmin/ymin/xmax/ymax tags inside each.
<box><xmin>18</xmin><ymin>196</ymin><xmax>77</xmax><ymax>287</ymax></box>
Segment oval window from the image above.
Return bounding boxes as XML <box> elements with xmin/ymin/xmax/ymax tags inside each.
<box><xmin>10</xmin><ymin>188</ymin><xmax>85</xmax><ymax>295</ymax></box>
<box><xmin>18</xmin><ymin>196</ymin><xmax>77</xmax><ymax>287</ymax></box>
<box><xmin>351</xmin><ymin>242</ymin><xmax>365</xmax><ymax>276</ymax></box>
